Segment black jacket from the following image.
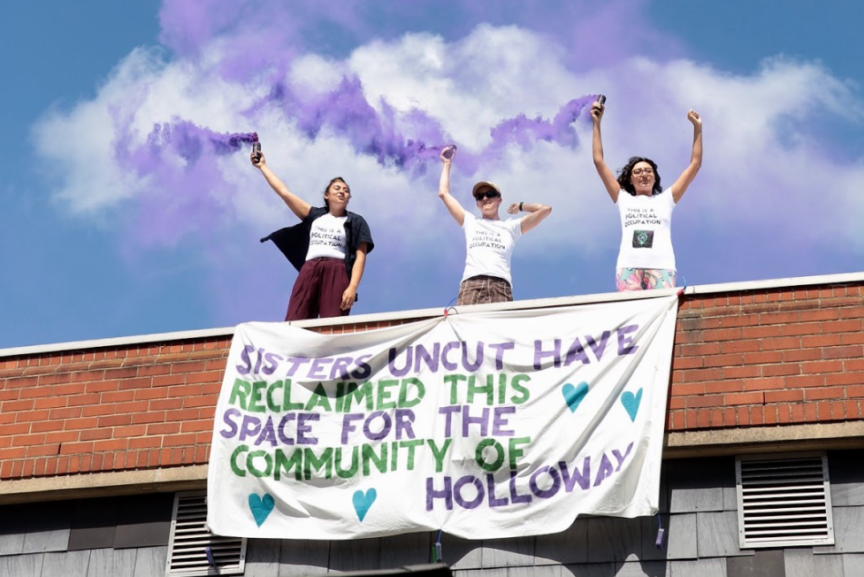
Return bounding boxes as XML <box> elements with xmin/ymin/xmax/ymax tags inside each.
<box><xmin>261</xmin><ymin>206</ymin><xmax>375</xmax><ymax>294</ymax></box>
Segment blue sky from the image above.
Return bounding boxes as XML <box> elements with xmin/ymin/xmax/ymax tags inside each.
<box><xmin>1</xmin><ymin>0</ymin><xmax>863</xmax><ymax>348</ymax></box>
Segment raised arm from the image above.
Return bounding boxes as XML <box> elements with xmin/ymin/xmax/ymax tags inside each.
<box><xmin>252</xmin><ymin>151</ymin><xmax>311</xmax><ymax>220</ymax></box>
<box><xmin>670</xmin><ymin>110</ymin><xmax>703</xmax><ymax>203</ymax></box>
<box><xmin>591</xmin><ymin>101</ymin><xmax>620</xmax><ymax>203</ymax></box>
<box><xmin>438</xmin><ymin>147</ymin><xmax>466</xmax><ymax>226</ymax></box>
<box><xmin>508</xmin><ymin>202</ymin><xmax>552</xmax><ymax>234</ymax></box>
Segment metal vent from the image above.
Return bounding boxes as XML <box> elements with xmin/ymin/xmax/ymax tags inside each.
<box><xmin>165</xmin><ymin>491</ymin><xmax>247</xmax><ymax>576</ymax></box>
<box><xmin>736</xmin><ymin>453</ymin><xmax>834</xmax><ymax>549</ymax></box>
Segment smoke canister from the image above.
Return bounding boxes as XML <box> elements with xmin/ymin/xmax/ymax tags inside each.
<box><xmin>442</xmin><ymin>144</ymin><xmax>457</xmax><ymax>159</ymax></box>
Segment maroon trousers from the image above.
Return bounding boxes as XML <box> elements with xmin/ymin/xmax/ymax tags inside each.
<box><xmin>286</xmin><ymin>258</ymin><xmax>351</xmax><ymax>321</ymax></box>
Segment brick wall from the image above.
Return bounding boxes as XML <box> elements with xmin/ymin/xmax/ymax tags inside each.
<box><xmin>1</xmin><ymin>281</ymin><xmax>862</xmax><ymax>482</ymax></box>
<box><xmin>670</xmin><ymin>283</ymin><xmax>864</xmax><ymax>431</ymax></box>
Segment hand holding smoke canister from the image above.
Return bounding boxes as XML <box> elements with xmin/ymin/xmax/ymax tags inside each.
<box><xmin>442</xmin><ymin>144</ymin><xmax>457</xmax><ymax>160</ymax></box>
<box><xmin>252</xmin><ymin>142</ymin><xmax>262</xmax><ymax>163</ymax></box>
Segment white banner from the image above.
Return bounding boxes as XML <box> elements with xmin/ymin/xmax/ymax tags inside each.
<box><xmin>207</xmin><ymin>295</ymin><xmax>679</xmax><ymax>539</ymax></box>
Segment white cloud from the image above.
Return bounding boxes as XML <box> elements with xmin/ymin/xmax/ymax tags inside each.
<box><xmin>32</xmin><ymin>24</ymin><xmax>864</xmax><ymax>260</ymax></box>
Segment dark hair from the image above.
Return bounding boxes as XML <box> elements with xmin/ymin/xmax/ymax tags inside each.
<box><xmin>617</xmin><ymin>157</ymin><xmax>662</xmax><ymax>196</ymax></box>
<box><xmin>323</xmin><ymin>177</ymin><xmax>349</xmax><ymax>209</ymax></box>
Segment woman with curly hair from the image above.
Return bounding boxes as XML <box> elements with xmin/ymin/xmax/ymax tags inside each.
<box><xmin>591</xmin><ymin>99</ymin><xmax>702</xmax><ymax>291</ymax></box>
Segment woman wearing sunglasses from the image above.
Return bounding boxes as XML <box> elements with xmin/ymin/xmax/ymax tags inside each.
<box><xmin>591</xmin><ymin>99</ymin><xmax>703</xmax><ymax>291</ymax></box>
<box><xmin>438</xmin><ymin>146</ymin><xmax>552</xmax><ymax>306</ymax></box>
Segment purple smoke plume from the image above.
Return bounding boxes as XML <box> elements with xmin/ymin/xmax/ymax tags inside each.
<box><xmin>104</xmin><ymin>0</ymin><xmax>609</xmax><ymax>252</ymax></box>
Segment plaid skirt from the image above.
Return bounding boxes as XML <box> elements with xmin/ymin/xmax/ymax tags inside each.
<box><xmin>456</xmin><ymin>275</ymin><xmax>513</xmax><ymax>306</ymax></box>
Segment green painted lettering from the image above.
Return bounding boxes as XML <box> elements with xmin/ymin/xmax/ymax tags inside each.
<box><xmin>230</xmin><ymin>444</ymin><xmax>249</xmax><ymax>476</ymax></box>
<box><xmin>377</xmin><ymin>379</ymin><xmax>399</xmax><ymax>410</ymax></box>
<box><xmin>304</xmin><ymin>383</ymin><xmax>333</xmax><ymax>412</ymax></box>
<box><xmin>399</xmin><ymin>378</ymin><xmax>425</xmax><ymax>408</ymax></box>
<box><xmin>303</xmin><ymin>448</ymin><xmax>333</xmax><ymax>480</ymax></box>
<box><xmin>274</xmin><ymin>448</ymin><xmax>303</xmax><ymax>481</ymax></box>
<box><xmin>249</xmin><ymin>381</ymin><xmax>267</xmax><ymax>413</ymax></box>
<box><xmin>246</xmin><ymin>449</ymin><xmax>273</xmax><ymax>477</ymax></box>
<box><xmin>229</xmin><ymin>379</ymin><xmax>251</xmax><ymax>410</ymax></box>
<box><xmin>427</xmin><ymin>438</ymin><xmax>452</xmax><ymax>473</ymax></box>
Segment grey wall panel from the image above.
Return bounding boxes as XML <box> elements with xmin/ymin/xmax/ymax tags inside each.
<box><xmin>85</xmin><ymin>549</ymin><xmax>115</xmax><ymax>577</ymax></box>
<box><xmin>277</xmin><ymin>539</ymin><xmax>329</xmax><ymax>576</ymax></box>
<box><xmin>0</xmin><ymin>553</ymin><xmax>44</xmax><ymax>577</ymax></box>
<box><xmin>561</xmin><ymin>563</ymin><xmax>616</xmax><ymax>577</ymax></box>
<box><xmin>328</xmin><ymin>538</ymin><xmax>381</xmax><ymax>573</ymax></box>
<box><xmin>68</xmin><ymin>499</ymin><xmax>119</xmax><ymax>552</ymax></box>
<box><xmin>784</xmin><ymin>549</ymin><xmax>815</xmax><ymax>577</ymax></box>
<box><xmin>841</xmin><ymin>554</ymin><xmax>864</xmax><ymax>576</ymax></box>
<box><xmin>40</xmin><ymin>550</ymin><xmax>91</xmax><ymax>577</ymax></box>
<box><xmin>245</xmin><ymin>538</ymin><xmax>281</xmax><ymax>577</ymax></box>
<box><xmin>614</xmin><ymin>561</ymin><xmax>670</xmax><ymax>576</ymax></box>
<box><xmin>696</xmin><ymin>511</ymin><xmax>754</xmax><ymax>558</ymax></box>
<box><xmin>830</xmin><ymin>482</ymin><xmax>864</xmax><ymax>508</ymax></box>
<box><xmin>21</xmin><ymin>528</ymin><xmax>70</xmax><ymax>554</ymax></box>
<box><xmin>481</xmin><ymin>537</ymin><xmax>534</xmax><ymax>568</ymax></box>
<box><xmin>0</xmin><ymin>533</ymin><xmax>25</xmax><ymax>556</ymax></box>
<box><xmin>723</xmin><ymin>461</ymin><xmax>738</xmax><ymax>511</ymax></box>
<box><xmin>812</xmin><ymin>554</ymin><xmax>844</xmax><ymax>577</ymax></box>
<box><xmin>114</xmin><ymin>519</ymin><xmax>170</xmax><ymax>549</ymax></box>
<box><xmin>85</xmin><ymin>548</ymin><xmax>138</xmax><ymax>577</ymax></box>
<box><xmin>814</xmin><ymin>506</ymin><xmax>864</xmax><ymax>554</ymax></box>
<box><xmin>585</xmin><ymin>517</ymin><xmax>641</xmax><ymax>563</ymax></box>
<box><xmin>828</xmin><ymin>450</ymin><xmax>864</xmax><ymax>506</ymax></box>
<box><xmin>12</xmin><ymin>502</ymin><xmax>71</xmax><ymax>555</ymax></box>
<box><xmin>0</xmin><ymin>504</ymin><xmax>28</xmax><ymax>556</ymax></box>
<box><xmin>658</xmin><ymin>467</ymin><xmax>669</xmax><ymax>514</ymax></box>
<box><xmin>113</xmin><ymin>495</ymin><xmax>173</xmax><ymax>549</ymax></box>
<box><xmin>668</xmin><ymin>558</ymin><xmax>726</xmax><ymax>577</ymax></box>
<box><xmin>726</xmin><ymin>549</ymin><xmax>785</xmax><ymax>577</ymax></box>
<box><xmin>667</xmin><ymin>459</ymin><xmax>725</xmax><ymax>513</ymax></box>
<box><xmin>378</xmin><ymin>531</ymin><xmax>431</xmax><ymax>568</ymax></box>
<box><xmin>640</xmin><ymin>514</ymin><xmax>696</xmax><ymax>561</ymax></box>
<box><xmin>535</xmin><ymin>518</ymin><xmax>588</xmax><ymax>565</ymax></box>
<box><xmin>439</xmin><ymin>534</ymin><xmax>482</xmax><ymax>570</ymax></box>
<box><xmin>664</xmin><ymin>457</ymin><xmax>735</xmax><ymax>513</ymax></box>
<box><xmin>451</xmin><ymin>570</ymin><xmax>490</xmax><ymax>577</ymax></box>
<box><xmin>131</xmin><ymin>545</ymin><xmax>167</xmax><ymax>577</ymax></box>
<box><xmin>508</xmin><ymin>565</ymin><xmax>562</xmax><ymax>577</ymax></box>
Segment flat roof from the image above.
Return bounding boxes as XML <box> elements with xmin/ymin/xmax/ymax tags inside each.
<box><xmin>2</xmin><ymin>270</ymin><xmax>863</xmax><ymax>359</ymax></box>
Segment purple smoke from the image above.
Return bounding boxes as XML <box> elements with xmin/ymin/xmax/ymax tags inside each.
<box><xmin>146</xmin><ymin>122</ymin><xmax>257</xmax><ymax>159</ymax></box>
<box><xmin>109</xmin><ymin>0</ymin><xmax>601</xmax><ymax>251</ymax></box>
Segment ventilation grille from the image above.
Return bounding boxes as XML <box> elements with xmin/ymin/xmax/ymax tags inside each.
<box><xmin>165</xmin><ymin>491</ymin><xmax>247</xmax><ymax>576</ymax></box>
<box><xmin>736</xmin><ymin>453</ymin><xmax>834</xmax><ymax>548</ymax></box>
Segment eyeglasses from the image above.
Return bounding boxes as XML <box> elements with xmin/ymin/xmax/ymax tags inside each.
<box><xmin>475</xmin><ymin>191</ymin><xmax>500</xmax><ymax>201</ymax></box>
<box><xmin>632</xmin><ymin>168</ymin><xmax>654</xmax><ymax>176</ymax></box>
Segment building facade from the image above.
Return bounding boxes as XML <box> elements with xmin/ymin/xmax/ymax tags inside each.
<box><xmin>1</xmin><ymin>273</ymin><xmax>864</xmax><ymax>577</ymax></box>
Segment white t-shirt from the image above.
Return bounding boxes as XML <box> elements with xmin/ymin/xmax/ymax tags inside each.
<box><xmin>306</xmin><ymin>213</ymin><xmax>348</xmax><ymax>261</ymax></box>
<box><xmin>461</xmin><ymin>213</ymin><xmax>523</xmax><ymax>285</ymax></box>
<box><xmin>615</xmin><ymin>189</ymin><xmax>676</xmax><ymax>270</ymax></box>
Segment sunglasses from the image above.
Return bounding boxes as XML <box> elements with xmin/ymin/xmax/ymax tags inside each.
<box><xmin>474</xmin><ymin>191</ymin><xmax>501</xmax><ymax>201</ymax></box>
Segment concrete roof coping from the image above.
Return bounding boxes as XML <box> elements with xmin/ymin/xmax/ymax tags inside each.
<box><xmin>2</xmin><ymin>270</ymin><xmax>863</xmax><ymax>359</ymax></box>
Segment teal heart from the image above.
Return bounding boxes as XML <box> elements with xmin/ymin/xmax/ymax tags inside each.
<box><xmin>562</xmin><ymin>382</ymin><xmax>589</xmax><ymax>413</ymax></box>
<box><xmin>353</xmin><ymin>488</ymin><xmax>377</xmax><ymax>522</ymax></box>
<box><xmin>248</xmin><ymin>493</ymin><xmax>275</xmax><ymax>527</ymax></box>
<box><xmin>621</xmin><ymin>388</ymin><xmax>643</xmax><ymax>422</ymax></box>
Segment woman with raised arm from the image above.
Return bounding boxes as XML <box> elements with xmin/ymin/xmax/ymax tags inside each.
<box><xmin>591</xmin><ymin>100</ymin><xmax>702</xmax><ymax>291</ymax></box>
<box><xmin>438</xmin><ymin>146</ymin><xmax>552</xmax><ymax>306</ymax></box>
<box><xmin>254</xmin><ymin>151</ymin><xmax>374</xmax><ymax>321</ymax></box>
